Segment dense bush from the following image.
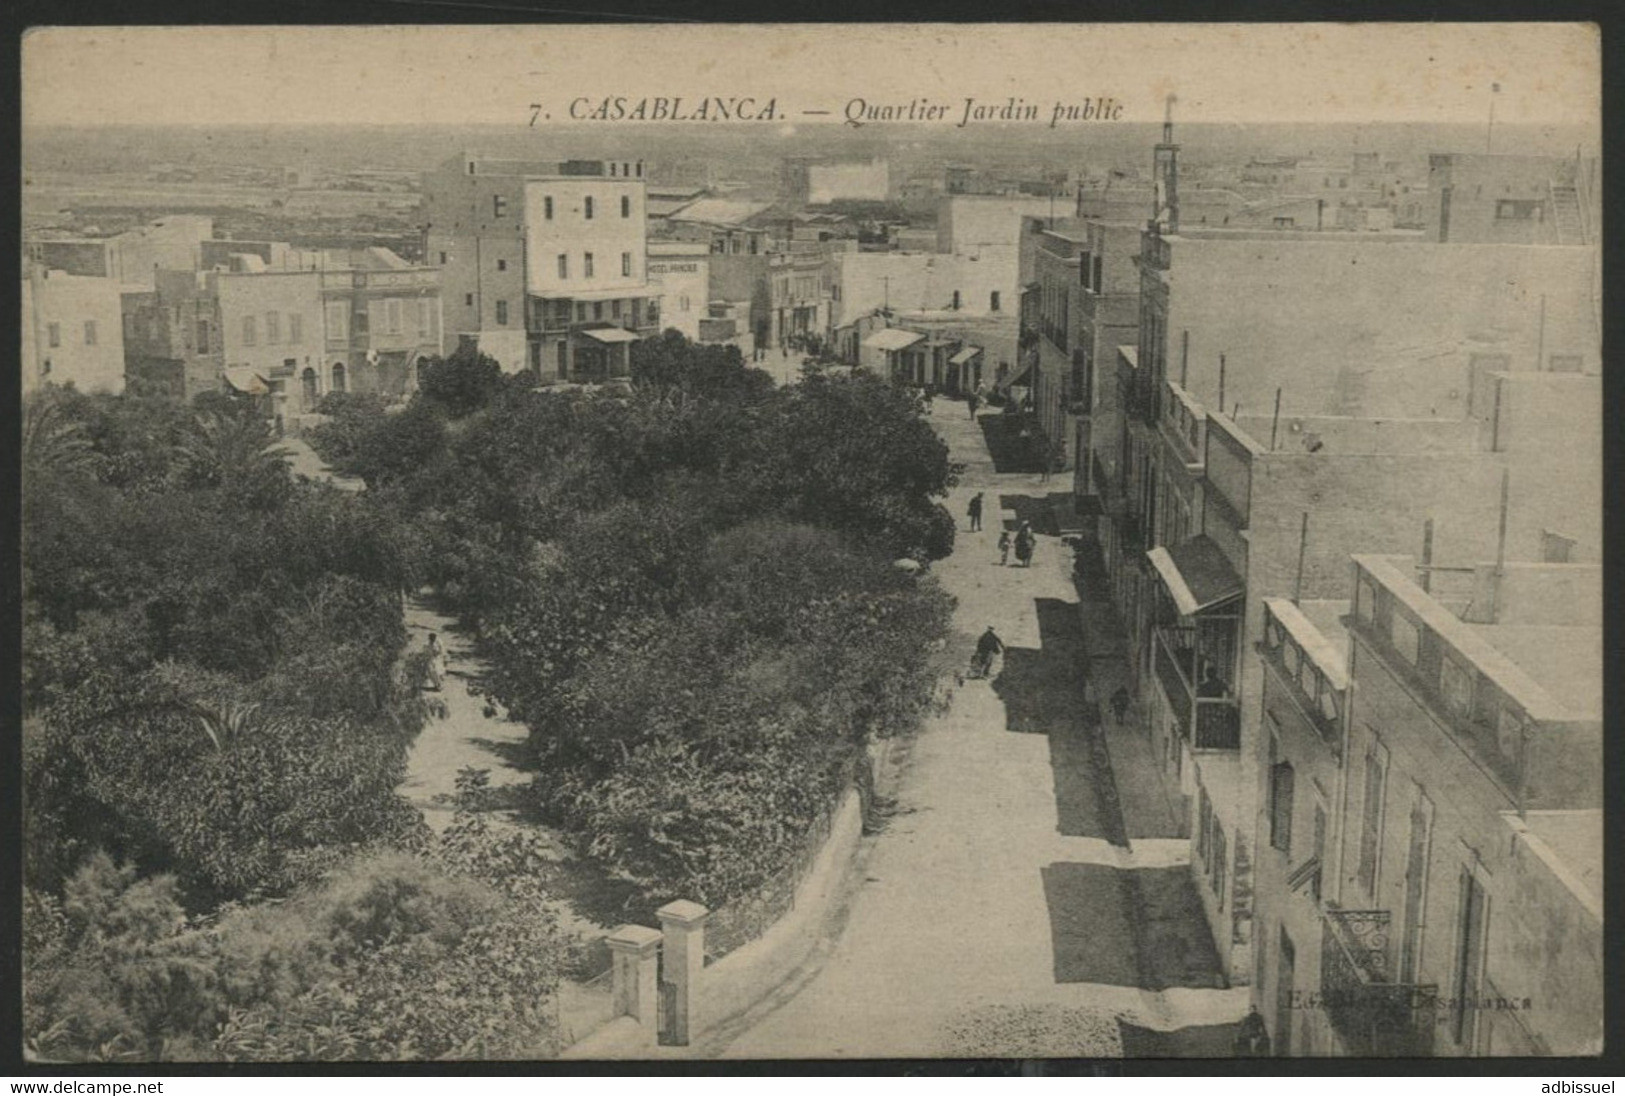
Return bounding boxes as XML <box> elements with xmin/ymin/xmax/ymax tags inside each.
<box><xmin>416</xmin><ymin>344</ymin><xmax>508</xmax><ymax>419</ymax></box>
<box><xmin>307</xmin><ymin>335</ymin><xmax>961</xmax><ymax>906</ymax></box>
<box><xmin>528</xmin><ymin>522</ymin><xmax>952</xmax><ymax>904</ymax></box>
<box><xmin>22</xmin><ymin>387</ymin><xmax>426</xmax><ymax>902</ymax></box>
<box><xmin>25</xmin><ymin>824</ymin><xmax>566</xmax><ymax>1063</ymax></box>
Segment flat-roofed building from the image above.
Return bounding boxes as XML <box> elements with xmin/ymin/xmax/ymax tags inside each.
<box><xmin>23</xmin><ymin>267</ymin><xmax>128</xmax><ymax>395</ymax></box>
<box><xmin>1425</xmin><ymin>153</ymin><xmax>1599</xmax><ymax>246</ymax></box>
<box><xmin>1126</xmin><ymin>366</ymin><xmax>1599</xmax><ymax>988</ymax></box>
<box><xmin>28</xmin><ymin>215</ymin><xmax>214</xmax><ymax>288</ymax></box>
<box><xmin>1290</xmin><ymin>554</ymin><xmax>1602</xmax><ymax>1056</ymax></box>
<box><xmin>422</xmin><ymin>152</ymin><xmax>654</xmax><ymax>381</ymax></box>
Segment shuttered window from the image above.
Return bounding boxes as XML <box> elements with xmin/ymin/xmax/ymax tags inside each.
<box><xmin>1357</xmin><ymin>749</ymin><xmax>1386</xmax><ymax>894</ymax></box>
<box><xmin>1270</xmin><ymin>761</ymin><xmax>1295</xmax><ymax>853</ymax></box>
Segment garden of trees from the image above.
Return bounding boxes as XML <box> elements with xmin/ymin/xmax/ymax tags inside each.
<box><xmin>21</xmin><ymin>332</ymin><xmax>959</xmax><ymax>1061</ymax></box>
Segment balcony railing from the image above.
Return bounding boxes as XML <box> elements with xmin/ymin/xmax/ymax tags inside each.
<box><xmin>1153</xmin><ymin>625</ymin><xmax>1241</xmax><ymax>750</ymax></box>
<box><xmin>1320</xmin><ymin>907</ymin><xmax>1437</xmax><ymax>1056</ymax></box>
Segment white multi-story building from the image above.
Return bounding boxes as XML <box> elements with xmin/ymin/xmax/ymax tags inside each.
<box><xmin>423</xmin><ymin>153</ymin><xmax>659</xmax><ymax>382</ymax></box>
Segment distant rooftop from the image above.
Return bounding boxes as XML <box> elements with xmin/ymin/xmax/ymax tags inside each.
<box><xmin>1169</xmin><ymin>225</ymin><xmax>1427</xmax><ymax>243</ymax></box>
<box><xmin>669</xmin><ymin>198</ymin><xmax>774</xmax><ymax>227</ymax></box>
<box><xmin>1466</xmin><ymin>625</ymin><xmax>1602</xmax><ymax>719</ymax></box>
<box><xmin>1228</xmin><ymin>412</ymin><xmax>1483</xmax><ymax>456</ymax></box>
<box><xmin>647</xmin><ymin>240</ymin><xmax>709</xmax><ymax>256</ymax></box>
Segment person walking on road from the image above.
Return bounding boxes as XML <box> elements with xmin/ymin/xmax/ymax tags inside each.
<box><xmin>968</xmin><ymin>391</ymin><xmax>981</xmax><ymax>419</ymax></box>
<box><xmin>423</xmin><ymin>633</ymin><xmax>447</xmax><ymax>691</ymax></box>
<box><xmin>1015</xmin><ymin>521</ymin><xmax>1035</xmax><ymax>567</ymax></box>
<box><xmin>1234</xmin><ymin>1006</ymin><xmax>1271</xmax><ymax>1057</ymax></box>
<box><xmin>998</xmin><ymin>529</ymin><xmax>1012</xmax><ymax>565</ymax></box>
<box><xmin>968</xmin><ymin>492</ymin><xmax>984</xmax><ymax>532</ymax></box>
<box><xmin>971</xmin><ymin>625</ymin><xmax>1005</xmax><ymax>679</ymax></box>
<box><xmin>1110</xmin><ymin>684</ymin><xmax>1131</xmax><ymax>725</ymax></box>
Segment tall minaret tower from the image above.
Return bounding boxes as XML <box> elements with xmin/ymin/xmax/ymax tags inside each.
<box><xmin>1152</xmin><ymin>94</ymin><xmax>1180</xmax><ymax>234</ymax></box>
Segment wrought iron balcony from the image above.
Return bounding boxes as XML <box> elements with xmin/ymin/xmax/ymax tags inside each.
<box><xmin>1320</xmin><ymin>907</ymin><xmax>1437</xmax><ymax>1056</ymax></box>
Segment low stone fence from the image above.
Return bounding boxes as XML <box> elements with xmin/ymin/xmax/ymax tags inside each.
<box><xmin>561</xmin><ymin>780</ymin><xmax>869</xmax><ymax>1059</ymax></box>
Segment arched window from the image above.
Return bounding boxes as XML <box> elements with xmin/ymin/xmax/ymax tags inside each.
<box><xmin>301</xmin><ymin>367</ymin><xmax>319</xmax><ymax>410</ymax></box>
<box><xmin>332</xmin><ymin>362</ymin><xmax>347</xmax><ymax>393</ymax></box>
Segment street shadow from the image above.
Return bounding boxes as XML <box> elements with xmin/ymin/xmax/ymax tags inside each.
<box><xmin>997</xmin><ymin>492</ymin><xmax>1072</xmax><ymax>537</ymax></box>
<box><xmin>978</xmin><ymin>413</ymin><xmax>1044</xmax><ymax>473</ymax></box>
<box><xmin>991</xmin><ymin>598</ymin><xmax>1091</xmax><ymax>734</ymax></box>
<box><xmin>468</xmin><ymin>735</ymin><xmax>537</xmax><ymax>771</ymax></box>
<box><xmin>1122</xmin><ymin>865</ymin><xmax>1229</xmax><ymax>990</ymax></box>
<box><xmin>992</xmin><ymin>598</ymin><xmax>1125</xmax><ymax>842</ymax></box>
<box><xmin>539</xmin><ymin>855</ymin><xmax>665</xmax><ymax>932</ymax></box>
<box><xmin>1117</xmin><ymin>1018</ymin><xmax>1246</xmax><ymax>1058</ymax></box>
<box><xmin>1043</xmin><ymin>863</ymin><xmax>1229</xmax><ymax>991</ymax></box>
<box><xmin>1040</xmin><ymin>862</ymin><xmax>1143</xmax><ymax>987</ymax></box>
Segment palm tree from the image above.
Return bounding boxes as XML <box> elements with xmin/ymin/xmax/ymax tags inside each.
<box><xmin>21</xmin><ymin>389</ymin><xmax>93</xmax><ymax>481</ymax></box>
<box><xmin>190</xmin><ymin>698</ymin><xmax>262</xmax><ymax>752</ymax></box>
<box><xmin>172</xmin><ymin>409</ymin><xmax>292</xmax><ymax>505</ymax></box>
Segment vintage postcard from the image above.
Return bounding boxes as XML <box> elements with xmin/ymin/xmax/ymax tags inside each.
<box><xmin>18</xmin><ymin>23</ymin><xmax>1601</xmax><ymax>1065</ymax></box>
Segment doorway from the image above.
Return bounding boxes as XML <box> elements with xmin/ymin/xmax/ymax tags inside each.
<box><xmin>1276</xmin><ymin>928</ymin><xmax>1296</xmax><ymax>1056</ymax></box>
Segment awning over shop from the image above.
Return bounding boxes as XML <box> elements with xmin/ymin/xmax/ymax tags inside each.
<box><xmin>223</xmin><ymin>367</ymin><xmax>270</xmax><ymax>395</ymax></box>
<box><xmin>1000</xmin><ymin>361</ymin><xmax>1034</xmax><ymax>390</ymax></box>
<box><xmin>580</xmin><ymin>326</ymin><xmax>640</xmax><ymax>345</ymax></box>
<box><xmin>862</xmin><ymin>328</ymin><xmax>926</xmax><ymax>352</ymax></box>
<box><xmin>949</xmin><ymin>345</ymin><xmax>983</xmax><ymax>366</ymax></box>
<box><xmin>1146</xmin><ymin>535</ymin><xmax>1244</xmax><ymax>617</ymax></box>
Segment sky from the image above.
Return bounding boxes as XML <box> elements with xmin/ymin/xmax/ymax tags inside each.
<box><xmin>22</xmin><ymin>24</ymin><xmax>1599</xmax><ymax>130</ymax></box>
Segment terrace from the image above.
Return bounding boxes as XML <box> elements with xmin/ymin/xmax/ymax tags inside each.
<box><xmin>1349</xmin><ymin>555</ymin><xmax>1601</xmax><ymax>809</ymax></box>
<box><xmin>1257</xmin><ymin>598</ymin><xmax>1349</xmax><ymax>757</ymax></box>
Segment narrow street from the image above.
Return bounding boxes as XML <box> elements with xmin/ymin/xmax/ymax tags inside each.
<box><xmin>717</xmin><ymin>398</ymin><xmax>1249</xmax><ymax>1059</ymax></box>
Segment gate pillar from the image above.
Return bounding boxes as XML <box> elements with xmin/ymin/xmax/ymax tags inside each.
<box><xmin>657</xmin><ymin>900</ymin><xmax>709</xmax><ymax>1046</ymax></box>
<box><xmin>605</xmin><ymin>923</ymin><xmax>663</xmax><ymax>1046</ymax></box>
